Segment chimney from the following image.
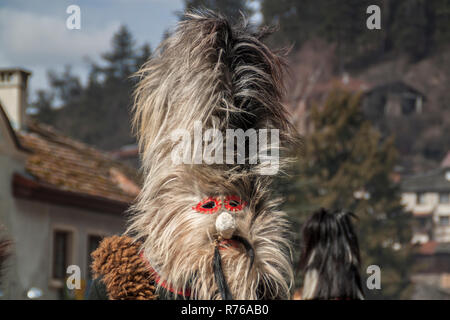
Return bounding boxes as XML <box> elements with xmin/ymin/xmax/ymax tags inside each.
<box><xmin>0</xmin><ymin>68</ymin><xmax>31</xmax><ymax>130</ymax></box>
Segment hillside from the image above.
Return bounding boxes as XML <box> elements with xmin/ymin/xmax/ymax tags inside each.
<box><xmin>285</xmin><ymin>40</ymin><xmax>450</xmax><ymax>173</ymax></box>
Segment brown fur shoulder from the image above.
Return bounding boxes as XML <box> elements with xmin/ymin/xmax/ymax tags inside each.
<box><xmin>91</xmin><ymin>235</ymin><xmax>158</xmax><ymax>300</ymax></box>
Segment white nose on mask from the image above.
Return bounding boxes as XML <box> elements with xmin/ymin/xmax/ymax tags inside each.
<box><xmin>215</xmin><ymin>211</ymin><xmax>236</xmax><ymax>239</ymax></box>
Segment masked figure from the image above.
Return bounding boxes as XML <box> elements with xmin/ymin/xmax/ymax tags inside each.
<box><xmin>89</xmin><ymin>10</ymin><xmax>298</xmax><ymax>300</ymax></box>
<box><xmin>298</xmin><ymin>209</ymin><xmax>364</xmax><ymax>300</ymax></box>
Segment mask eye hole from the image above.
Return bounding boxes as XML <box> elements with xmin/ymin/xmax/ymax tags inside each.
<box><xmin>228</xmin><ymin>200</ymin><xmax>239</xmax><ymax>207</ymax></box>
<box><xmin>202</xmin><ymin>201</ymin><xmax>216</xmax><ymax>209</ymax></box>
<box><xmin>193</xmin><ymin>197</ymin><xmax>221</xmax><ymax>214</ymax></box>
<box><xmin>224</xmin><ymin>196</ymin><xmax>246</xmax><ymax>212</ymax></box>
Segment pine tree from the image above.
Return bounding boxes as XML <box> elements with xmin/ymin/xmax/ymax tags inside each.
<box><xmin>101</xmin><ymin>25</ymin><xmax>136</xmax><ymax>81</ymax></box>
<box><xmin>261</xmin><ymin>0</ymin><xmax>321</xmax><ymax>47</ymax></box>
<box><xmin>47</xmin><ymin>65</ymin><xmax>83</xmax><ymax>105</ymax></box>
<box><xmin>391</xmin><ymin>0</ymin><xmax>432</xmax><ymax>60</ymax></box>
<box><xmin>283</xmin><ymin>90</ymin><xmax>414</xmax><ymax>299</ymax></box>
<box><xmin>432</xmin><ymin>0</ymin><xmax>450</xmax><ymax>46</ymax></box>
<box><xmin>261</xmin><ymin>1</ymin><xmax>369</xmax><ymax>43</ymax></box>
<box><xmin>32</xmin><ymin>90</ymin><xmax>56</xmax><ymax>125</ymax></box>
<box><xmin>135</xmin><ymin>43</ymin><xmax>152</xmax><ymax>71</ymax></box>
<box><xmin>31</xmin><ymin>25</ymin><xmax>142</xmax><ymax>150</ymax></box>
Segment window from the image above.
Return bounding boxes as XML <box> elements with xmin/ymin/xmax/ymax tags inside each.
<box><xmin>439</xmin><ymin>216</ymin><xmax>449</xmax><ymax>226</ymax></box>
<box><xmin>52</xmin><ymin>230</ymin><xmax>72</xmax><ymax>280</ymax></box>
<box><xmin>86</xmin><ymin>235</ymin><xmax>103</xmax><ymax>280</ymax></box>
<box><xmin>401</xmin><ymin>96</ymin><xmax>416</xmax><ymax>115</ymax></box>
<box><xmin>440</xmin><ymin>193</ymin><xmax>450</xmax><ymax>204</ymax></box>
<box><xmin>417</xmin><ymin>193</ymin><xmax>426</xmax><ymax>205</ymax></box>
<box><xmin>417</xmin><ymin>217</ymin><xmax>429</xmax><ymax>228</ymax></box>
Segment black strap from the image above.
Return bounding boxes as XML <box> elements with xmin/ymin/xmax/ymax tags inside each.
<box><xmin>213</xmin><ymin>245</ymin><xmax>233</xmax><ymax>300</ymax></box>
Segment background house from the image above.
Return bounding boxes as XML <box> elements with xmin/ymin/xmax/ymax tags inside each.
<box><xmin>288</xmin><ymin>72</ymin><xmax>371</xmax><ymax>135</ymax></box>
<box><xmin>401</xmin><ymin>166</ymin><xmax>450</xmax><ymax>243</ymax></box>
<box><xmin>401</xmin><ymin>158</ymin><xmax>450</xmax><ymax>299</ymax></box>
<box><xmin>110</xmin><ymin>144</ymin><xmax>140</xmax><ymax>169</ymax></box>
<box><xmin>0</xmin><ymin>68</ymin><xmax>140</xmax><ymax>299</ymax></box>
<box><xmin>410</xmin><ymin>242</ymin><xmax>450</xmax><ymax>299</ymax></box>
<box><xmin>363</xmin><ymin>81</ymin><xmax>426</xmax><ymax>119</ymax></box>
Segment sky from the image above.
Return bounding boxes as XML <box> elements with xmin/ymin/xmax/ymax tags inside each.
<box><xmin>0</xmin><ymin>0</ymin><xmax>185</xmax><ymax>101</ymax></box>
<box><xmin>0</xmin><ymin>0</ymin><xmax>262</xmax><ymax>103</ymax></box>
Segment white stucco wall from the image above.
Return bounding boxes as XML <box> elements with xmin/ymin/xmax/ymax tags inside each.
<box><xmin>2</xmin><ymin>197</ymin><xmax>126</xmax><ymax>300</ymax></box>
<box><xmin>0</xmin><ymin>136</ymin><xmax>28</xmax><ymax>298</ymax></box>
<box><xmin>401</xmin><ymin>191</ymin><xmax>450</xmax><ymax>243</ymax></box>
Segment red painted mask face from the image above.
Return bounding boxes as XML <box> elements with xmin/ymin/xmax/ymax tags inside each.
<box><xmin>192</xmin><ymin>196</ymin><xmax>246</xmax><ymax>214</ymax></box>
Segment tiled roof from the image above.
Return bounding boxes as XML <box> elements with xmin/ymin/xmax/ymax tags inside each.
<box><xmin>417</xmin><ymin>241</ymin><xmax>439</xmax><ymax>255</ymax></box>
<box><xmin>401</xmin><ymin>167</ymin><xmax>450</xmax><ymax>193</ymax></box>
<box><xmin>16</xmin><ymin>121</ymin><xmax>141</xmax><ymax>204</ymax></box>
<box><xmin>365</xmin><ymin>81</ymin><xmax>425</xmax><ymax>98</ymax></box>
<box><xmin>417</xmin><ymin>241</ymin><xmax>450</xmax><ymax>255</ymax></box>
<box><xmin>110</xmin><ymin>144</ymin><xmax>139</xmax><ymax>159</ymax></box>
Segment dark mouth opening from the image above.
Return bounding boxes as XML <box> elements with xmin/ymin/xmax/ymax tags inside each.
<box><xmin>218</xmin><ymin>239</ymin><xmax>240</xmax><ymax>250</ymax></box>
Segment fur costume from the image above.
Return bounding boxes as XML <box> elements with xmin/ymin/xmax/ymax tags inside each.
<box><xmin>90</xmin><ymin>10</ymin><xmax>298</xmax><ymax>300</ymax></box>
<box><xmin>0</xmin><ymin>238</ymin><xmax>10</xmax><ymax>287</ymax></box>
<box><xmin>90</xmin><ymin>236</ymin><xmax>158</xmax><ymax>300</ymax></box>
<box><xmin>299</xmin><ymin>209</ymin><xmax>364</xmax><ymax>300</ymax></box>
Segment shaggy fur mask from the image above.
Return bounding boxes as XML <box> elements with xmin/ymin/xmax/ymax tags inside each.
<box><xmin>126</xmin><ymin>10</ymin><xmax>298</xmax><ymax>300</ymax></box>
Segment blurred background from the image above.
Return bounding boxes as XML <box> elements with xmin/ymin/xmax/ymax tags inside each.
<box><xmin>0</xmin><ymin>0</ymin><xmax>449</xmax><ymax>299</ymax></box>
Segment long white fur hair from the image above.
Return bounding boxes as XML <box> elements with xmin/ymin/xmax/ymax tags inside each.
<box><xmin>126</xmin><ymin>10</ymin><xmax>298</xmax><ymax>300</ymax></box>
